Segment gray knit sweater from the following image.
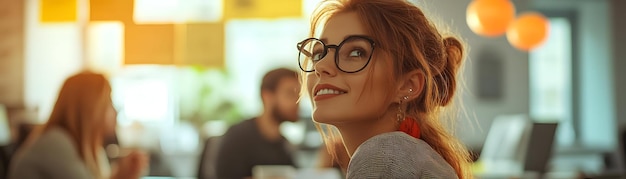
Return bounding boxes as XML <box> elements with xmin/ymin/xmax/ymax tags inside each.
<box><xmin>346</xmin><ymin>131</ymin><xmax>458</xmax><ymax>179</ymax></box>
<box><xmin>8</xmin><ymin>127</ymin><xmax>110</xmax><ymax>179</ymax></box>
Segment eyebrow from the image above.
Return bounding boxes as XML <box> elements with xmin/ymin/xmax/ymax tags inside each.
<box><xmin>320</xmin><ymin>34</ymin><xmax>369</xmax><ymax>44</ymax></box>
<box><xmin>320</xmin><ymin>38</ymin><xmax>329</xmax><ymax>44</ymax></box>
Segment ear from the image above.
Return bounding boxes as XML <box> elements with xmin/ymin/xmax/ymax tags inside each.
<box><xmin>396</xmin><ymin>70</ymin><xmax>425</xmax><ymax>103</ymax></box>
<box><xmin>261</xmin><ymin>90</ymin><xmax>275</xmax><ymax>107</ymax></box>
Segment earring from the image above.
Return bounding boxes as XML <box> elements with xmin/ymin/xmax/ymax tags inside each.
<box><xmin>396</xmin><ymin>103</ymin><xmax>404</xmax><ymax>122</ymax></box>
<box><xmin>397</xmin><ymin>89</ymin><xmax>413</xmax><ymax>123</ymax></box>
<box><xmin>397</xmin><ymin>96</ymin><xmax>408</xmax><ymax>122</ymax></box>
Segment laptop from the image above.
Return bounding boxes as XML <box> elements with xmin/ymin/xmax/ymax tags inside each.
<box><xmin>475</xmin><ymin>116</ymin><xmax>559</xmax><ymax>178</ymax></box>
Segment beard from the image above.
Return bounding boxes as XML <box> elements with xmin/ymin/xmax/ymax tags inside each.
<box><xmin>272</xmin><ymin>105</ymin><xmax>296</xmax><ymax>123</ymax></box>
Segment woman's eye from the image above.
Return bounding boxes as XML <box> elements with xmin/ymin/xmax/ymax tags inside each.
<box><xmin>312</xmin><ymin>51</ymin><xmax>324</xmax><ymax>61</ymax></box>
<box><xmin>349</xmin><ymin>50</ymin><xmax>363</xmax><ymax>57</ymax></box>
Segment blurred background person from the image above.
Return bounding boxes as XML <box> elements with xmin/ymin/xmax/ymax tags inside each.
<box><xmin>215</xmin><ymin>68</ymin><xmax>300</xmax><ymax>179</ymax></box>
<box><xmin>8</xmin><ymin>72</ymin><xmax>148</xmax><ymax>179</ymax></box>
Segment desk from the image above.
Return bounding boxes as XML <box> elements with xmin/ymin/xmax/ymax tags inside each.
<box><xmin>473</xmin><ymin>160</ymin><xmax>580</xmax><ymax>179</ymax></box>
<box><xmin>143</xmin><ymin>168</ymin><xmax>341</xmax><ymax>179</ymax></box>
<box><xmin>473</xmin><ymin>154</ymin><xmax>622</xmax><ymax>179</ymax></box>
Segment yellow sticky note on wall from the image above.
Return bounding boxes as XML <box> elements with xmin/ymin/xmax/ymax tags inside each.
<box><xmin>175</xmin><ymin>23</ymin><xmax>225</xmax><ymax>67</ymax></box>
<box><xmin>40</xmin><ymin>0</ymin><xmax>77</xmax><ymax>22</ymax></box>
<box><xmin>224</xmin><ymin>0</ymin><xmax>302</xmax><ymax>19</ymax></box>
<box><xmin>90</xmin><ymin>0</ymin><xmax>134</xmax><ymax>23</ymax></box>
<box><xmin>124</xmin><ymin>24</ymin><xmax>175</xmax><ymax>65</ymax></box>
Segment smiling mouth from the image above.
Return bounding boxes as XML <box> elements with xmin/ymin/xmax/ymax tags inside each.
<box><xmin>315</xmin><ymin>88</ymin><xmax>347</xmax><ymax>96</ymax></box>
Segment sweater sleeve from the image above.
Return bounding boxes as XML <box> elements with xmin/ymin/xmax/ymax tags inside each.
<box><xmin>9</xmin><ymin>128</ymin><xmax>94</xmax><ymax>179</ymax></box>
<box><xmin>8</xmin><ymin>162</ymin><xmax>43</xmax><ymax>179</ymax></box>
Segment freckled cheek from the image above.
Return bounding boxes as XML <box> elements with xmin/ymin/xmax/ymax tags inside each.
<box><xmin>369</xmin><ymin>74</ymin><xmax>392</xmax><ymax>103</ymax></box>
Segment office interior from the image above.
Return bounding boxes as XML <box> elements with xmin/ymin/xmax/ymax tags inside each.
<box><xmin>0</xmin><ymin>0</ymin><xmax>625</xmax><ymax>178</ymax></box>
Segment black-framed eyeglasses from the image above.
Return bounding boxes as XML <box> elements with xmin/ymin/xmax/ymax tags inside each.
<box><xmin>297</xmin><ymin>35</ymin><xmax>376</xmax><ymax>73</ymax></box>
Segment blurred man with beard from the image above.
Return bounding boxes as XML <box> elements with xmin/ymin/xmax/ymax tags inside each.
<box><xmin>215</xmin><ymin>68</ymin><xmax>300</xmax><ymax>179</ymax></box>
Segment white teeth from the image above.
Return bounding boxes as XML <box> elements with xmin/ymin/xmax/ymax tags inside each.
<box><xmin>316</xmin><ymin>89</ymin><xmax>345</xmax><ymax>96</ymax></box>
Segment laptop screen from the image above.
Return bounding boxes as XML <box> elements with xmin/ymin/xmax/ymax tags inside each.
<box><xmin>523</xmin><ymin>122</ymin><xmax>558</xmax><ymax>173</ymax></box>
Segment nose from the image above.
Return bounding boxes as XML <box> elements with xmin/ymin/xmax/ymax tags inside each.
<box><xmin>314</xmin><ymin>48</ymin><xmax>338</xmax><ymax>77</ymax></box>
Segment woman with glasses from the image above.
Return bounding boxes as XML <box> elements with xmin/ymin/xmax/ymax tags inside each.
<box><xmin>298</xmin><ymin>0</ymin><xmax>472</xmax><ymax>178</ymax></box>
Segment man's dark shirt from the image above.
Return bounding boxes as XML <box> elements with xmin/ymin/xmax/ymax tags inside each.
<box><xmin>215</xmin><ymin>118</ymin><xmax>295</xmax><ymax>179</ymax></box>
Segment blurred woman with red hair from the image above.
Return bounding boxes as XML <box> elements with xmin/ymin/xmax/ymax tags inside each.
<box><xmin>9</xmin><ymin>72</ymin><xmax>148</xmax><ymax>179</ymax></box>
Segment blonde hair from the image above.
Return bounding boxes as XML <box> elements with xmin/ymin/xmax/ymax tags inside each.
<box><xmin>26</xmin><ymin>72</ymin><xmax>112</xmax><ymax>178</ymax></box>
<box><xmin>300</xmin><ymin>0</ymin><xmax>473</xmax><ymax>178</ymax></box>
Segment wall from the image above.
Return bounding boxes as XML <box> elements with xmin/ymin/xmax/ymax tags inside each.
<box><xmin>613</xmin><ymin>0</ymin><xmax>626</xmax><ymax>126</ymax></box>
<box><xmin>611</xmin><ymin>0</ymin><xmax>626</xmax><ymax>172</ymax></box>
<box><xmin>0</xmin><ymin>0</ymin><xmax>25</xmax><ymax>108</ymax></box>
<box><xmin>575</xmin><ymin>0</ymin><xmax>614</xmax><ymax>149</ymax></box>
<box><xmin>24</xmin><ymin>0</ymin><xmax>83</xmax><ymax>122</ymax></box>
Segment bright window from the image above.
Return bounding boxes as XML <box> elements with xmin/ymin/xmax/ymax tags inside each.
<box><xmin>529</xmin><ymin>18</ymin><xmax>574</xmax><ymax>147</ymax></box>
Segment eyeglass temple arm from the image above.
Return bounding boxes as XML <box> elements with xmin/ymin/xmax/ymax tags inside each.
<box><xmin>297</xmin><ymin>43</ymin><xmax>313</xmax><ymax>57</ymax></box>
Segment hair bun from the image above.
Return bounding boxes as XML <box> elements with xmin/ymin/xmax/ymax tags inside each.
<box><xmin>434</xmin><ymin>37</ymin><xmax>464</xmax><ymax>106</ymax></box>
<box><xmin>442</xmin><ymin>37</ymin><xmax>463</xmax><ymax>73</ymax></box>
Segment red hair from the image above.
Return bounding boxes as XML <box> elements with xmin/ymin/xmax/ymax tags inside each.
<box><xmin>302</xmin><ymin>0</ymin><xmax>472</xmax><ymax>178</ymax></box>
<box><xmin>25</xmin><ymin>72</ymin><xmax>112</xmax><ymax>178</ymax></box>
